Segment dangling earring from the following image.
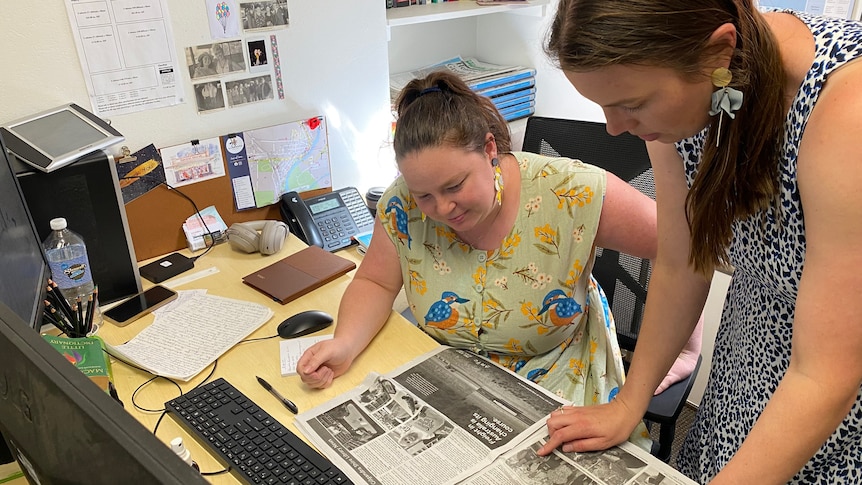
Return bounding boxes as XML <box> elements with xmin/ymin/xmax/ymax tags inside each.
<box><xmin>708</xmin><ymin>67</ymin><xmax>744</xmax><ymax>147</ymax></box>
<box><xmin>492</xmin><ymin>157</ymin><xmax>503</xmax><ymax>206</ymax></box>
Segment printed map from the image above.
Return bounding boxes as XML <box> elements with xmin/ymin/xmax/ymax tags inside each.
<box><xmin>244</xmin><ymin>117</ymin><xmax>331</xmax><ymax>207</ymax></box>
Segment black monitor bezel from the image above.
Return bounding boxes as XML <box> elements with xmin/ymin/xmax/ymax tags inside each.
<box><xmin>0</xmin><ymin>302</ymin><xmax>208</xmax><ymax>484</ymax></box>
<box><xmin>0</xmin><ymin>132</ymin><xmax>50</xmax><ymax>330</ymax></box>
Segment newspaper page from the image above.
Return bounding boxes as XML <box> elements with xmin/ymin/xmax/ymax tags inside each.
<box><xmin>294</xmin><ymin>347</ymin><xmax>697</xmax><ymax>485</ymax></box>
<box><xmin>295</xmin><ymin>347</ymin><xmax>564</xmax><ymax>485</ymax></box>
<box><xmin>459</xmin><ymin>434</ymin><xmax>696</xmax><ymax>485</ymax></box>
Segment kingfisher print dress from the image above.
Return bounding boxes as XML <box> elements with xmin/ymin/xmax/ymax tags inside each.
<box><xmin>379</xmin><ymin>151</ymin><xmax>652</xmax><ymax>449</ymax></box>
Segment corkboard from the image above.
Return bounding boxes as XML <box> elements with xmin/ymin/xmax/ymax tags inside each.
<box><xmin>125</xmin><ymin>175</ymin><xmax>328</xmax><ymax>261</ymax></box>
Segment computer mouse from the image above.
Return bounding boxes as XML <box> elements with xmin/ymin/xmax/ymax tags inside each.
<box><xmin>277</xmin><ymin>310</ymin><xmax>334</xmax><ymax>339</ymax></box>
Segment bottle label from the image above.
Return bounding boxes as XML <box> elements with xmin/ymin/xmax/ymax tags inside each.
<box><xmin>48</xmin><ymin>255</ymin><xmax>92</xmax><ymax>289</ymax></box>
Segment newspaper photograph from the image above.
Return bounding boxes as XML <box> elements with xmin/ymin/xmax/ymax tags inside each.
<box><xmin>294</xmin><ymin>347</ymin><xmax>696</xmax><ymax>485</ymax></box>
<box><xmin>461</xmin><ymin>437</ymin><xmax>697</xmax><ymax>485</ymax></box>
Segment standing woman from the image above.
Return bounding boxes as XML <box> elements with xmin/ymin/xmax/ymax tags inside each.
<box><xmin>539</xmin><ymin>0</ymin><xmax>862</xmax><ymax>483</ymax></box>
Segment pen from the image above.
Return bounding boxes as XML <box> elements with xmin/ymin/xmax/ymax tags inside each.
<box><xmin>85</xmin><ymin>287</ymin><xmax>97</xmax><ymax>335</ymax></box>
<box><xmin>256</xmin><ymin>376</ymin><xmax>298</xmax><ymax>414</ymax></box>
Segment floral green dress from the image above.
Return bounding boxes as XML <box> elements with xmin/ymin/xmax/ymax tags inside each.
<box><xmin>378</xmin><ymin>152</ymin><xmax>651</xmax><ymax>449</ymax></box>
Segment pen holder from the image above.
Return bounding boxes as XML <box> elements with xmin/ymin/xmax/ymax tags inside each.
<box><xmin>43</xmin><ymin>280</ymin><xmax>102</xmax><ymax>338</ymax></box>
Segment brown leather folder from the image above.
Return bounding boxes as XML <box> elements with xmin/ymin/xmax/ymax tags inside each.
<box><xmin>241</xmin><ymin>245</ymin><xmax>356</xmax><ymax>304</ymax></box>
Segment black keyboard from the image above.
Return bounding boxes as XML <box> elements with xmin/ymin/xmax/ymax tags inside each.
<box><xmin>165</xmin><ymin>378</ymin><xmax>353</xmax><ymax>485</ymax></box>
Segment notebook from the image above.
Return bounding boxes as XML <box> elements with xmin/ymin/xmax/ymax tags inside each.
<box><xmin>242</xmin><ymin>245</ymin><xmax>356</xmax><ymax>304</ymax></box>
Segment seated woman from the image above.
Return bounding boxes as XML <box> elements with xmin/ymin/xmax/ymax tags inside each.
<box><xmin>297</xmin><ymin>71</ymin><xmax>700</xmax><ymax>449</ymax></box>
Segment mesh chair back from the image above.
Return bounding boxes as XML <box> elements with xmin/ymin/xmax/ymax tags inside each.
<box><xmin>521</xmin><ymin>117</ymin><xmax>654</xmax><ymax>351</ymax></box>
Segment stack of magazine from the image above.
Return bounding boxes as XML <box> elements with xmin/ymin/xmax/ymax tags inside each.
<box><xmin>391</xmin><ymin>56</ymin><xmax>536</xmax><ymax>122</ymax></box>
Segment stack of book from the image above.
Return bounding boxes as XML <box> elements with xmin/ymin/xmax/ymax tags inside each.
<box><xmin>390</xmin><ymin>56</ymin><xmax>536</xmax><ymax>122</ymax></box>
<box><xmin>386</xmin><ymin>0</ymin><xmax>458</xmax><ymax>8</ymax></box>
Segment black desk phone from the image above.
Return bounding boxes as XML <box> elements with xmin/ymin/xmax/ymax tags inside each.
<box><xmin>280</xmin><ymin>187</ymin><xmax>375</xmax><ymax>251</ymax></box>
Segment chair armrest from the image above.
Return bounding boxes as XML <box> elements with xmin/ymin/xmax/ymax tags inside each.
<box><xmin>645</xmin><ymin>355</ymin><xmax>702</xmax><ymax>421</ymax></box>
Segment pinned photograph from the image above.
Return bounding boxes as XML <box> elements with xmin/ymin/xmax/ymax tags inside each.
<box><xmin>240</xmin><ymin>0</ymin><xmax>289</xmax><ymax>31</ymax></box>
<box><xmin>186</xmin><ymin>40</ymin><xmax>245</xmax><ymax>80</ymax></box>
<box><xmin>194</xmin><ymin>81</ymin><xmax>226</xmax><ymax>113</ymax></box>
<box><xmin>247</xmin><ymin>38</ymin><xmax>269</xmax><ymax>73</ymax></box>
<box><xmin>225</xmin><ymin>75</ymin><xmax>273</xmax><ymax>107</ymax></box>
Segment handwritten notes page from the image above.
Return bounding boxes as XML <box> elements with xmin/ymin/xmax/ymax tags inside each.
<box><xmin>107</xmin><ymin>293</ymin><xmax>273</xmax><ymax>381</ymax></box>
<box><xmin>279</xmin><ymin>335</ymin><xmax>333</xmax><ymax>376</ymax></box>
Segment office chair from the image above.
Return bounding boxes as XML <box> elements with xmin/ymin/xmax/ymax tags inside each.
<box><xmin>521</xmin><ymin>116</ymin><xmax>702</xmax><ymax>462</ymax></box>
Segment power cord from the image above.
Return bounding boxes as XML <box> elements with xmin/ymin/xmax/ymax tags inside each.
<box><xmin>116</xmin><ymin>173</ymin><xmax>217</xmax><ymax>262</ymax></box>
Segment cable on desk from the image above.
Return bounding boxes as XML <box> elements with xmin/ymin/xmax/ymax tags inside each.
<box><xmin>117</xmin><ymin>174</ymin><xmax>217</xmax><ymax>261</ymax></box>
<box><xmin>132</xmin><ymin>375</ymin><xmax>180</xmax><ymax>413</ymax></box>
<box><xmin>103</xmin><ymin>348</ymin><xmax>219</xmax><ymax>413</ymax></box>
<box><xmin>239</xmin><ymin>334</ymin><xmax>279</xmax><ymax>342</ymax></box>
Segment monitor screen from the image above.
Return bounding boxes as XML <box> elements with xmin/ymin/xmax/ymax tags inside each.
<box><xmin>0</xmin><ymin>132</ymin><xmax>48</xmax><ymax>329</ymax></box>
<box><xmin>12</xmin><ymin>109</ymin><xmax>108</xmax><ymax>158</ymax></box>
<box><xmin>0</xmin><ymin>103</ymin><xmax>124</xmax><ymax>173</ymax></box>
<box><xmin>0</xmin><ymin>302</ymin><xmax>209</xmax><ymax>484</ymax></box>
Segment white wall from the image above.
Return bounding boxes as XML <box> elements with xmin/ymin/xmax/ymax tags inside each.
<box><xmin>0</xmin><ymin>0</ymin><xmax>398</xmax><ymax>195</ymax></box>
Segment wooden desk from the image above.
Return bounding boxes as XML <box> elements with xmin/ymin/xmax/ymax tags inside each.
<box><xmin>20</xmin><ymin>236</ymin><xmax>437</xmax><ymax>484</ymax></box>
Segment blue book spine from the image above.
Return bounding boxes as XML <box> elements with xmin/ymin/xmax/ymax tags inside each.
<box><xmin>476</xmin><ymin>77</ymin><xmax>536</xmax><ymax>98</ymax></box>
<box><xmin>468</xmin><ymin>68</ymin><xmax>536</xmax><ymax>91</ymax></box>
<box><xmin>495</xmin><ymin>93</ymin><xmax>535</xmax><ymax>111</ymax></box>
<box><xmin>488</xmin><ymin>86</ymin><xmax>536</xmax><ymax>105</ymax></box>
<box><xmin>500</xmin><ymin>100</ymin><xmax>535</xmax><ymax>117</ymax></box>
<box><xmin>502</xmin><ymin>106</ymin><xmax>535</xmax><ymax>122</ymax></box>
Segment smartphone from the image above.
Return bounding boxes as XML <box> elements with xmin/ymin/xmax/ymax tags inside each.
<box><xmin>103</xmin><ymin>285</ymin><xmax>178</xmax><ymax>326</ymax></box>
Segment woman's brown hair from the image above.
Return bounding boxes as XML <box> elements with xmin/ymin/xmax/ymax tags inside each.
<box><xmin>545</xmin><ymin>0</ymin><xmax>786</xmax><ymax>275</ymax></box>
<box><xmin>393</xmin><ymin>70</ymin><xmax>511</xmax><ymax>161</ymax></box>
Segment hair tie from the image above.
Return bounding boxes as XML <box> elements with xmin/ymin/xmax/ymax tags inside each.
<box><xmin>418</xmin><ymin>86</ymin><xmax>442</xmax><ymax>97</ymax></box>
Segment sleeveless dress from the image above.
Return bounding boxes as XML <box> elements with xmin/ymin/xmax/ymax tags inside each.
<box><xmin>676</xmin><ymin>11</ymin><xmax>862</xmax><ymax>483</ymax></box>
<box><xmin>378</xmin><ymin>152</ymin><xmax>652</xmax><ymax>449</ymax></box>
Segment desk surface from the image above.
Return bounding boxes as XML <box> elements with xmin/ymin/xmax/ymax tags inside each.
<box><xmin>17</xmin><ymin>236</ymin><xmax>438</xmax><ymax>484</ymax></box>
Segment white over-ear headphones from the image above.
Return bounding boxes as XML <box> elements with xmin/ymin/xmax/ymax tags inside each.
<box><xmin>226</xmin><ymin>220</ymin><xmax>289</xmax><ymax>255</ymax></box>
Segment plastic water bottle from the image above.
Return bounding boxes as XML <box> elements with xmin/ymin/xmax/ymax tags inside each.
<box><xmin>43</xmin><ymin>217</ymin><xmax>95</xmax><ymax>307</ymax></box>
<box><xmin>170</xmin><ymin>437</ymin><xmax>200</xmax><ymax>472</ymax></box>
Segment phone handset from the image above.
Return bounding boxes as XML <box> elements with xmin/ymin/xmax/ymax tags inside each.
<box><xmin>279</xmin><ymin>191</ymin><xmax>325</xmax><ymax>248</ymax></box>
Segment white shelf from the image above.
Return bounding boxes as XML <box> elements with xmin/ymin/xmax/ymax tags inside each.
<box><xmin>386</xmin><ymin>0</ymin><xmax>549</xmax><ymax>27</ymax></box>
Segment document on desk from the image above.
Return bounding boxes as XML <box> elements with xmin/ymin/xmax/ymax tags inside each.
<box><xmin>279</xmin><ymin>335</ymin><xmax>332</xmax><ymax>376</ymax></box>
<box><xmin>294</xmin><ymin>347</ymin><xmax>696</xmax><ymax>485</ymax></box>
<box><xmin>105</xmin><ymin>293</ymin><xmax>273</xmax><ymax>381</ymax></box>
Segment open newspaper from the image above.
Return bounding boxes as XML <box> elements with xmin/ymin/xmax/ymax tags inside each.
<box><xmin>295</xmin><ymin>347</ymin><xmax>696</xmax><ymax>485</ymax></box>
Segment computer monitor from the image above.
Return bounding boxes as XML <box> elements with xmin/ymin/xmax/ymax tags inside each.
<box><xmin>0</xmin><ymin>132</ymin><xmax>206</xmax><ymax>484</ymax></box>
<box><xmin>0</xmin><ymin>302</ymin><xmax>209</xmax><ymax>484</ymax></box>
<box><xmin>0</xmin><ymin>103</ymin><xmax>124</xmax><ymax>173</ymax></box>
<box><xmin>0</xmin><ymin>132</ymin><xmax>49</xmax><ymax>330</ymax></box>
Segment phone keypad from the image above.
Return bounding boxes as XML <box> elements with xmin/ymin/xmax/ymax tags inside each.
<box><xmin>311</xmin><ymin>188</ymin><xmax>376</xmax><ymax>251</ymax></box>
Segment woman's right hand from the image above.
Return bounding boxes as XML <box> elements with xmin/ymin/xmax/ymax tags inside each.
<box><xmin>537</xmin><ymin>398</ymin><xmax>642</xmax><ymax>456</ymax></box>
<box><xmin>296</xmin><ymin>337</ymin><xmax>356</xmax><ymax>389</ymax></box>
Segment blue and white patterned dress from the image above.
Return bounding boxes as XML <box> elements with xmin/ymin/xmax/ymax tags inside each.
<box><xmin>675</xmin><ymin>11</ymin><xmax>862</xmax><ymax>484</ymax></box>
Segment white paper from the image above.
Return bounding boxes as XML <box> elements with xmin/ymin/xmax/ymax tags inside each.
<box><xmin>206</xmin><ymin>0</ymin><xmax>241</xmax><ymax>39</ymax></box>
<box><xmin>106</xmin><ymin>293</ymin><xmax>273</xmax><ymax>381</ymax></box>
<box><xmin>63</xmin><ymin>0</ymin><xmax>185</xmax><ymax>117</ymax></box>
<box><xmin>279</xmin><ymin>335</ymin><xmax>333</xmax><ymax>376</ymax></box>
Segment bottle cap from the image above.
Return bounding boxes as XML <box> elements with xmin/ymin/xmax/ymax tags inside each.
<box><xmin>49</xmin><ymin>218</ymin><xmax>67</xmax><ymax>231</ymax></box>
<box><xmin>170</xmin><ymin>437</ymin><xmax>192</xmax><ymax>463</ymax></box>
